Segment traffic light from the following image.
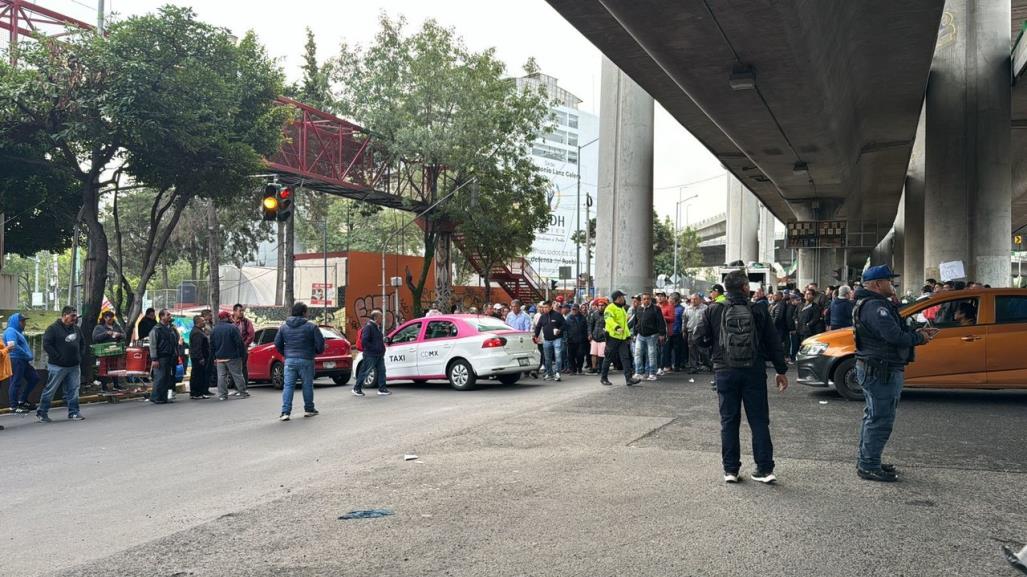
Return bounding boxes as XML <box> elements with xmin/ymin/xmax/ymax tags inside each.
<box><xmin>261</xmin><ymin>184</ymin><xmax>279</xmax><ymax>221</ymax></box>
<box><xmin>277</xmin><ymin>186</ymin><xmax>293</xmax><ymax>222</ymax></box>
<box><xmin>550</xmin><ymin>280</ymin><xmax>558</xmax><ymax>290</ymax></box>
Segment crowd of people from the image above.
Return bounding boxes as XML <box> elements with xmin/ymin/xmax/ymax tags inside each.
<box><xmin>464</xmin><ymin>279</ymin><xmax>863</xmax><ymax>384</ymax></box>
<box><xmin>2</xmin><ymin>304</ymin><xmax>261</xmax><ymax>424</ymax></box>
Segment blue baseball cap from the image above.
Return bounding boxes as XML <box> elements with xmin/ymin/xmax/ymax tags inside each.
<box><xmin>862</xmin><ymin>264</ymin><xmax>900</xmax><ymax>282</ymax></box>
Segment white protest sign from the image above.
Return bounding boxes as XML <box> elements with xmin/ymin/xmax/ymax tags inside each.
<box><xmin>939</xmin><ymin>260</ymin><xmax>965</xmax><ymax>282</ymax></box>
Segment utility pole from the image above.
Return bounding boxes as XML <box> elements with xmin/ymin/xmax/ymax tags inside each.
<box><xmin>97</xmin><ymin>0</ymin><xmax>105</xmax><ymax>34</ymax></box>
<box><xmin>575</xmin><ymin>137</ymin><xmax>599</xmax><ymax>303</ymax></box>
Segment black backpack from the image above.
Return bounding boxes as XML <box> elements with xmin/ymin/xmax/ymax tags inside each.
<box><xmin>719</xmin><ymin>301</ymin><xmax>758</xmax><ymax>368</ymax></box>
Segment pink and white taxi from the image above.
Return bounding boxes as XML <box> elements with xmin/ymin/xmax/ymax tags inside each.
<box><xmin>352</xmin><ymin>314</ymin><xmax>540</xmax><ymax>390</ymax></box>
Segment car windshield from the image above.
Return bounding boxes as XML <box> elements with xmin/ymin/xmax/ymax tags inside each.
<box><xmin>475</xmin><ymin>320</ymin><xmax>513</xmax><ymax>332</ymax></box>
<box><xmin>319</xmin><ymin>327</ymin><xmax>343</xmax><ymax>339</ymax></box>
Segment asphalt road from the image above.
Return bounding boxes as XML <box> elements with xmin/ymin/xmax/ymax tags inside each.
<box><xmin>2</xmin><ymin>371</ymin><xmax>1025</xmax><ymax>577</ymax></box>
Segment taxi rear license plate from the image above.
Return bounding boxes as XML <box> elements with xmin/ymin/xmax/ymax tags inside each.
<box><xmin>517</xmin><ymin>358</ymin><xmax>530</xmax><ymax>367</ymax></box>
<box><xmin>323</xmin><ymin>362</ymin><xmax>336</xmax><ymax>369</ymax></box>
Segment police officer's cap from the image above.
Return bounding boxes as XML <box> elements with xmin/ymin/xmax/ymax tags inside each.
<box><xmin>862</xmin><ymin>265</ymin><xmax>900</xmax><ymax>282</ymax></box>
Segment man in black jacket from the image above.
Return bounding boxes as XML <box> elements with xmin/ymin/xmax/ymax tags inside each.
<box><xmin>37</xmin><ymin>306</ymin><xmax>86</xmax><ymax>422</ymax></box>
<box><xmin>353</xmin><ymin>310</ymin><xmax>389</xmax><ymax>396</ymax></box>
<box><xmin>189</xmin><ymin>315</ymin><xmax>212</xmax><ymax>399</ymax></box>
<box><xmin>695</xmin><ymin>270</ymin><xmax>789</xmax><ymax>484</ymax></box>
<box><xmin>769</xmin><ymin>292</ymin><xmax>791</xmax><ymax>360</ymax></box>
<box><xmin>533</xmin><ymin>301</ymin><xmax>565</xmax><ymax>382</ymax></box>
<box><xmin>632</xmin><ymin>293</ymin><xmax>666</xmax><ymax>381</ymax></box>
<box><xmin>149</xmin><ymin>309</ymin><xmax>180</xmax><ymax>404</ymax></box>
<box><xmin>274</xmin><ymin>302</ymin><xmax>326</xmax><ymax>420</ymax></box>
<box><xmin>798</xmin><ymin>288</ymin><xmax>826</xmax><ymax>340</ymax></box>
<box><xmin>211</xmin><ymin>310</ymin><xmax>249</xmax><ymax>400</ymax></box>
<box><xmin>564</xmin><ymin>304</ymin><xmax>589</xmax><ymax>375</ymax></box>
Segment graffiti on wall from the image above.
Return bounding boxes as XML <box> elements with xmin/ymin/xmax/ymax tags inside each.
<box><xmin>350</xmin><ymin>292</ymin><xmax>409</xmax><ymax>335</ymax></box>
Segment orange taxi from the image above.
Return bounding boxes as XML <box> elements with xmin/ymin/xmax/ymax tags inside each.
<box><xmin>797</xmin><ymin>288</ymin><xmax>1027</xmax><ymax>399</ymax></box>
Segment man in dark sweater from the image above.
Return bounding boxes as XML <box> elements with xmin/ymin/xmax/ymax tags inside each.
<box><xmin>149</xmin><ymin>309</ymin><xmax>180</xmax><ymax>404</ymax></box>
<box><xmin>189</xmin><ymin>315</ymin><xmax>212</xmax><ymax>399</ymax></box>
<box><xmin>37</xmin><ymin>306</ymin><xmax>86</xmax><ymax>422</ymax></box>
<box><xmin>353</xmin><ymin>310</ymin><xmax>389</xmax><ymax>396</ymax></box>
<box><xmin>274</xmin><ymin>302</ymin><xmax>326</xmax><ymax>419</ymax></box>
<box><xmin>695</xmin><ymin>270</ymin><xmax>789</xmax><ymax>484</ymax></box>
<box><xmin>211</xmin><ymin>310</ymin><xmax>248</xmax><ymax>400</ymax></box>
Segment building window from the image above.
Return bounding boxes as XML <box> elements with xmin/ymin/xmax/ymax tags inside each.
<box><xmin>567</xmin><ymin>114</ymin><xmax>578</xmax><ymax>129</ymax></box>
<box><xmin>567</xmin><ymin>150</ymin><xmax>578</xmax><ymax>164</ymax></box>
<box><xmin>567</xmin><ymin>132</ymin><xmax>578</xmax><ymax>147</ymax></box>
<box><xmin>532</xmin><ymin>143</ymin><xmax>567</xmax><ymax>162</ymax></box>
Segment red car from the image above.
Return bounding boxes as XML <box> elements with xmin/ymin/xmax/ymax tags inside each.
<box><xmin>246</xmin><ymin>325</ymin><xmax>353</xmax><ymax>388</ymax></box>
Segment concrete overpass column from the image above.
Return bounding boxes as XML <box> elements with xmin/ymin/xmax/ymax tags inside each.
<box><xmin>758</xmin><ymin>204</ymin><xmax>776</xmax><ymax>264</ymax></box>
<box><xmin>924</xmin><ymin>0</ymin><xmax>1011</xmax><ymax>286</ymax></box>
<box><xmin>904</xmin><ymin>106</ymin><xmax>926</xmax><ymax>290</ymax></box>
<box><xmin>595</xmin><ymin>56</ymin><xmax>655</xmax><ymax>297</ymax></box>
<box><xmin>725</xmin><ymin>175</ymin><xmax>758</xmax><ymax>264</ymax></box>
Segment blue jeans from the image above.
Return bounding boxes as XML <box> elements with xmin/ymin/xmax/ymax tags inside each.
<box><xmin>542</xmin><ymin>338</ymin><xmax>563</xmax><ymax>377</ymax></box>
<box><xmin>38</xmin><ymin>364</ymin><xmax>81</xmax><ymax>417</ymax></box>
<box><xmin>281</xmin><ymin>358</ymin><xmax>315</xmax><ymax>414</ymax></box>
<box><xmin>354</xmin><ymin>354</ymin><xmax>387</xmax><ymax>392</ymax></box>
<box><xmin>716</xmin><ymin>368</ymin><xmax>774</xmax><ymax>474</ymax></box>
<box><xmin>633</xmin><ymin>335</ymin><xmax>659</xmax><ymax>376</ymax></box>
<box><xmin>9</xmin><ymin>358</ymin><xmax>39</xmax><ymax>408</ymax></box>
<box><xmin>856</xmin><ymin>361</ymin><xmax>904</xmax><ymax>470</ymax></box>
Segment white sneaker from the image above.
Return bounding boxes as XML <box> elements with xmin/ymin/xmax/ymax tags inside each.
<box><xmin>751</xmin><ymin>471</ymin><xmax>777</xmax><ymax>484</ymax></box>
<box><xmin>554</xmin><ymin>373</ymin><xmax>562</xmax><ymax>382</ymax></box>
<box><xmin>632</xmin><ymin>373</ymin><xmax>644</xmax><ymax>381</ymax></box>
<box><xmin>279</xmin><ymin>413</ymin><xmax>290</xmax><ymax>421</ymax></box>
<box><xmin>724</xmin><ymin>472</ymin><xmax>742</xmax><ymax>483</ymax></box>
<box><xmin>646</xmin><ymin>374</ymin><xmax>658</xmax><ymax>381</ymax></box>
<box><xmin>656</xmin><ymin>369</ymin><xmax>666</xmax><ymax>377</ymax></box>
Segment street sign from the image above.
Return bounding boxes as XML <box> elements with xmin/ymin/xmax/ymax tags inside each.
<box><xmin>558</xmin><ymin>266</ymin><xmax>572</xmax><ymax>280</ymax></box>
<box><xmin>786</xmin><ymin>220</ymin><xmax>847</xmax><ymax>249</ymax></box>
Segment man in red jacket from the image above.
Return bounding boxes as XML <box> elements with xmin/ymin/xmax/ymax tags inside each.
<box><xmin>658</xmin><ymin>292</ymin><xmax>676</xmax><ymax>374</ymax></box>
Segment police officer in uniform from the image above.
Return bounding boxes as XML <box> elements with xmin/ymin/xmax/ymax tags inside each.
<box><xmin>852</xmin><ymin>265</ymin><xmax>937</xmax><ymax>482</ymax></box>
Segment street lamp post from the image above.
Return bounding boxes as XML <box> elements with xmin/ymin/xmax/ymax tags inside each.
<box><xmin>674</xmin><ymin>190</ymin><xmax>699</xmax><ymax>287</ymax></box>
<box><xmin>380</xmin><ymin>178</ymin><xmax>476</xmax><ymax>325</ymax></box>
<box><xmin>576</xmin><ymin>137</ymin><xmax>599</xmax><ymax>303</ymax></box>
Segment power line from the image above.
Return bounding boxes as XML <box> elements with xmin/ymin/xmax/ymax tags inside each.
<box><xmin>654</xmin><ymin>173</ymin><xmax>728</xmax><ymax>190</ymax></box>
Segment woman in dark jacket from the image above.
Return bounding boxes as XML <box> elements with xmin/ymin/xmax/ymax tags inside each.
<box><xmin>189</xmin><ymin>315</ymin><xmax>212</xmax><ymax>399</ymax></box>
<box><xmin>797</xmin><ymin>289</ymin><xmax>827</xmax><ymax>339</ymax></box>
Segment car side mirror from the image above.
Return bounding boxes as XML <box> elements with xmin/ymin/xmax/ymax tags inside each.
<box><xmin>384</xmin><ymin>337</ymin><xmax>393</xmax><ymax>345</ymax></box>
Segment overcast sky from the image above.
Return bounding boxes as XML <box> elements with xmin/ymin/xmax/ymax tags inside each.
<box><xmin>50</xmin><ymin>0</ymin><xmax>731</xmax><ymax>224</ymax></box>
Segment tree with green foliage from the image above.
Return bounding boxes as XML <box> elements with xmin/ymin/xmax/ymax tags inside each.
<box><xmin>0</xmin><ymin>6</ymin><xmax>287</xmax><ymax>346</ymax></box>
<box><xmin>0</xmin><ymin>130</ymin><xmax>80</xmax><ymax>256</ymax></box>
<box><xmin>653</xmin><ymin>214</ymin><xmax>703</xmax><ymax>279</ymax></box>
<box><xmin>331</xmin><ymin>15</ymin><xmax>552</xmax><ymax>314</ymax></box>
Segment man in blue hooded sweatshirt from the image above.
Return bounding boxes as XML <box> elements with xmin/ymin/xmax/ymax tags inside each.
<box><xmin>5</xmin><ymin>313</ymin><xmax>39</xmax><ymax>413</ymax></box>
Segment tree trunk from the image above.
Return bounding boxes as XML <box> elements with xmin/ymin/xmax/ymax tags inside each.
<box><xmin>410</xmin><ymin>226</ymin><xmax>436</xmax><ymax>317</ymax></box>
<box><xmin>80</xmin><ymin>179</ymin><xmax>108</xmax><ymax>383</ymax></box>
<box><xmin>124</xmin><ymin>193</ymin><xmax>190</xmax><ymax>331</ymax></box>
<box><xmin>483</xmin><ymin>269</ymin><xmax>492</xmax><ymax>304</ymax></box>
<box><xmin>206</xmin><ymin>200</ymin><xmax>221</xmax><ymax>313</ymax></box>
<box><xmin>434</xmin><ymin>230</ymin><xmax>453</xmax><ymax>312</ymax></box>
<box><xmin>275</xmin><ymin>221</ymin><xmax>285</xmax><ymax>305</ymax></box>
<box><xmin>284</xmin><ymin>211</ymin><xmax>295</xmax><ymax>306</ymax></box>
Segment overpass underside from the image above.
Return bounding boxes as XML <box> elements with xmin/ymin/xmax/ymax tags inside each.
<box><xmin>547</xmin><ymin>1</ymin><xmax>1027</xmax><ymax>291</ymax></box>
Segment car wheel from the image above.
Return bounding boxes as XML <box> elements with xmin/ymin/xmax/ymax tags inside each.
<box><xmin>271</xmin><ymin>362</ymin><xmax>285</xmax><ymax>390</ymax></box>
<box><xmin>832</xmin><ymin>358</ymin><xmax>864</xmax><ymax>401</ymax></box>
<box><xmin>497</xmin><ymin>373</ymin><xmax>520</xmax><ymax>386</ymax></box>
<box><xmin>360</xmin><ymin>365</ymin><xmax>376</xmax><ymax>388</ymax></box>
<box><xmin>331</xmin><ymin>371</ymin><xmax>351</xmax><ymax>386</ymax></box>
<box><xmin>447</xmin><ymin>359</ymin><xmax>478</xmax><ymax>391</ymax></box>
